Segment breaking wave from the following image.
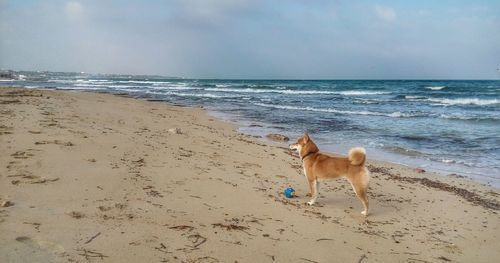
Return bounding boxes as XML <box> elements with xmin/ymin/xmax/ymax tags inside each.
<box><xmin>427</xmin><ymin>98</ymin><xmax>499</xmax><ymax>106</ymax></box>
<box><xmin>426</xmin><ymin>86</ymin><xmax>446</xmax><ymax>90</ymax></box>
<box><xmin>253</xmin><ymin>103</ymin><xmax>416</xmax><ymax>118</ymax></box>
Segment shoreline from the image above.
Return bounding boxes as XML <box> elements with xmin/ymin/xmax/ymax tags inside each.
<box><xmin>1</xmin><ymin>87</ymin><xmax>499</xmax><ymax>262</ymax></box>
<box><xmin>193</xmin><ymin>97</ymin><xmax>500</xmax><ymax>189</ymax></box>
<box><xmin>40</xmin><ymin>86</ymin><xmax>498</xmax><ymax>189</ymax></box>
<box><xmin>35</xmin><ymin>86</ymin><xmax>500</xmax><ymax>188</ymax></box>
<box><xmin>5</xmin><ymin>79</ymin><xmax>500</xmax><ymax>187</ymax></box>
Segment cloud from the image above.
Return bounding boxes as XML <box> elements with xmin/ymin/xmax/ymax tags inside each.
<box><xmin>180</xmin><ymin>0</ymin><xmax>250</xmax><ymax>18</ymax></box>
<box><xmin>1</xmin><ymin>1</ymin><xmax>499</xmax><ymax>78</ymax></box>
<box><xmin>65</xmin><ymin>1</ymin><xmax>84</xmax><ymax>21</ymax></box>
<box><xmin>171</xmin><ymin>0</ymin><xmax>256</xmax><ymax>28</ymax></box>
<box><xmin>375</xmin><ymin>5</ymin><xmax>396</xmax><ymax>22</ymax></box>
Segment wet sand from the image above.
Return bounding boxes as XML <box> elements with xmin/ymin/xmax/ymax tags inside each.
<box><xmin>1</xmin><ymin>87</ymin><xmax>499</xmax><ymax>262</ymax></box>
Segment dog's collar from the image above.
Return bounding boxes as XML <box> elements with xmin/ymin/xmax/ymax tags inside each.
<box><xmin>301</xmin><ymin>152</ymin><xmax>316</xmax><ymax>161</ymax></box>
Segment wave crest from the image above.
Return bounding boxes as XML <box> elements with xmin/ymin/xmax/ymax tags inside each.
<box><xmin>428</xmin><ymin>98</ymin><xmax>499</xmax><ymax>106</ymax></box>
<box><xmin>339</xmin><ymin>91</ymin><xmax>390</xmax><ymax>96</ymax></box>
<box><xmin>426</xmin><ymin>86</ymin><xmax>446</xmax><ymax>90</ymax></box>
<box><xmin>206</xmin><ymin>87</ymin><xmax>390</xmax><ymax>96</ymax></box>
<box><xmin>253</xmin><ymin>103</ymin><xmax>415</xmax><ymax>118</ymax></box>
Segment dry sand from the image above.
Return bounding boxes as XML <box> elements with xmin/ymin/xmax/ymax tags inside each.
<box><xmin>1</xmin><ymin>87</ymin><xmax>499</xmax><ymax>263</ymax></box>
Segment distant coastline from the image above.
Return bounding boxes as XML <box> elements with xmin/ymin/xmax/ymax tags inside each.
<box><xmin>2</xmin><ymin>69</ymin><xmax>500</xmax><ymax>81</ymax></box>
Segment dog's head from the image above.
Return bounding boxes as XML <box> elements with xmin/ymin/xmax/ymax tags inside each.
<box><xmin>290</xmin><ymin>133</ymin><xmax>319</xmax><ymax>159</ymax></box>
<box><xmin>290</xmin><ymin>131</ymin><xmax>320</xmax><ymax>154</ymax></box>
<box><xmin>289</xmin><ymin>132</ymin><xmax>311</xmax><ymax>152</ymax></box>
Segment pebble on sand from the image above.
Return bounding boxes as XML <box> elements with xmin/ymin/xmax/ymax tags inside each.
<box><xmin>1</xmin><ymin>200</ymin><xmax>14</xmax><ymax>207</ymax></box>
<box><xmin>266</xmin><ymin>134</ymin><xmax>289</xmax><ymax>142</ymax></box>
<box><xmin>168</xmin><ymin>128</ymin><xmax>183</xmax><ymax>134</ymax></box>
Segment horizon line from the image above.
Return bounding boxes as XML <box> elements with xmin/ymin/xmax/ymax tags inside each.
<box><xmin>2</xmin><ymin>68</ymin><xmax>500</xmax><ymax>81</ymax></box>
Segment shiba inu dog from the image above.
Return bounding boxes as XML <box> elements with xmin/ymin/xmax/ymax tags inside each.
<box><xmin>289</xmin><ymin>133</ymin><xmax>370</xmax><ymax>216</ymax></box>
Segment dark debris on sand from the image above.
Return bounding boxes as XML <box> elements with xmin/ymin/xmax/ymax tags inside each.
<box><xmin>212</xmin><ymin>223</ymin><xmax>254</xmax><ymax>236</ymax></box>
<box><xmin>367</xmin><ymin>165</ymin><xmax>500</xmax><ymax>211</ymax></box>
<box><xmin>212</xmin><ymin>223</ymin><xmax>249</xmax><ymax>231</ymax></box>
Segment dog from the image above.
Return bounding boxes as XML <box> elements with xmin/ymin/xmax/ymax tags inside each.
<box><xmin>289</xmin><ymin>133</ymin><xmax>370</xmax><ymax>216</ymax></box>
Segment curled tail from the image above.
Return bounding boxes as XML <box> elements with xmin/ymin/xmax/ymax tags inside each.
<box><xmin>348</xmin><ymin>147</ymin><xmax>366</xmax><ymax>166</ymax></box>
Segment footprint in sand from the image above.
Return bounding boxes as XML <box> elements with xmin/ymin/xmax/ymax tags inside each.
<box><xmin>0</xmin><ymin>124</ymin><xmax>13</xmax><ymax>135</ymax></box>
<box><xmin>14</xmin><ymin>236</ymin><xmax>65</xmax><ymax>261</ymax></box>
<box><xmin>11</xmin><ymin>151</ymin><xmax>34</xmax><ymax>159</ymax></box>
<box><xmin>11</xmin><ymin>175</ymin><xmax>59</xmax><ymax>186</ymax></box>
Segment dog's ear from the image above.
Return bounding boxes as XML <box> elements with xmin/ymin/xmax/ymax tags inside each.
<box><xmin>304</xmin><ymin>132</ymin><xmax>309</xmax><ymax>142</ymax></box>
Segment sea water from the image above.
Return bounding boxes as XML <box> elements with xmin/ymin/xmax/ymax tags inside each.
<box><xmin>2</xmin><ymin>71</ymin><xmax>499</xmax><ymax>186</ymax></box>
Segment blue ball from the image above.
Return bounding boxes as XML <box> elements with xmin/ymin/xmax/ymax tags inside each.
<box><xmin>284</xmin><ymin>187</ymin><xmax>296</xmax><ymax>198</ymax></box>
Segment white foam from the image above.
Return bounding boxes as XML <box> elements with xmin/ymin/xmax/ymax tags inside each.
<box><xmin>426</xmin><ymin>86</ymin><xmax>446</xmax><ymax>90</ymax></box>
<box><xmin>205</xmin><ymin>87</ymin><xmax>392</xmax><ymax>96</ymax></box>
<box><xmin>166</xmin><ymin>91</ymin><xmax>242</xmax><ymax>99</ymax></box>
<box><xmin>48</xmin><ymin>79</ymin><xmax>74</xmax><ymax>83</ymax></box>
<box><xmin>338</xmin><ymin>91</ymin><xmax>390</xmax><ymax>96</ymax></box>
<box><xmin>88</xmin><ymin>79</ymin><xmax>110</xmax><ymax>82</ymax></box>
<box><xmin>405</xmin><ymin>95</ymin><xmax>427</xmax><ymax>99</ymax></box>
<box><xmin>427</xmin><ymin>98</ymin><xmax>499</xmax><ymax>106</ymax></box>
<box><xmin>74</xmin><ymin>83</ymin><xmax>151</xmax><ymax>89</ymax></box>
<box><xmin>152</xmin><ymin>82</ymin><xmax>184</xmax><ymax>86</ymax></box>
<box><xmin>118</xmin><ymin>80</ymin><xmax>163</xmax><ymax>84</ymax></box>
<box><xmin>212</xmin><ymin>87</ymin><xmax>288</xmax><ymax>93</ymax></box>
<box><xmin>49</xmin><ymin>79</ymin><xmax>111</xmax><ymax>85</ymax></box>
<box><xmin>113</xmin><ymin>87</ymin><xmax>142</xmax><ymax>92</ymax></box>
<box><xmin>109</xmin><ymin>84</ymin><xmax>146</xmax><ymax>88</ymax></box>
<box><xmin>354</xmin><ymin>99</ymin><xmax>379</xmax><ymax>104</ymax></box>
<box><xmin>429</xmin><ymin>157</ymin><xmax>475</xmax><ymax>167</ymax></box>
<box><xmin>56</xmin><ymin>86</ymin><xmax>107</xmax><ymax>90</ymax></box>
<box><xmin>253</xmin><ymin>103</ymin><xmax>414</xmax><ymax>118</ymax></box>
<box><xmin>74</xmin><ymin>83</ymin><xmax>107</xmax><ymax>87</ymax></box>
<box><xmin>282</xmin><ymin>90</ymin><xmax>338</xmax><ymax>95</ymax></box>
<box><xmin>439</xmin><ymin>114</ymin><xmax>499</xmax><ymax>121</ymax></box>
<box><xmin>387</xmin><ymin>112</ymin><xmax>408</xmax><ymax>118</ymax></box>
<box><xmin>149</xmin><ymin>83</ymin><xmax>199</xmax><ymax>90</ymax></box>
<box><xmin>206</xmin><ymin>87</ymin><xmax>281</xmax><ymax>93</ymax></box>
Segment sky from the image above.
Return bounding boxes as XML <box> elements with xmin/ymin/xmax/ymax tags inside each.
<box><xmin>1</xmin><ymin>0</ymin><xmax>499</xmax><ymax>79</ymax></box>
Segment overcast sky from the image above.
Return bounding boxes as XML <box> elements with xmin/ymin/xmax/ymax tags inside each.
<box><xmin>1</xmin><ymin>0</ymin><xmax>499</xmax><ymax>79</ymax></box>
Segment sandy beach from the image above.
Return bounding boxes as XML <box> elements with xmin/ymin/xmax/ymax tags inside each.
<box><xmin>1</xmin><ymin>87</ymin><xmax>499</xmax><ymax>262</ymax></box>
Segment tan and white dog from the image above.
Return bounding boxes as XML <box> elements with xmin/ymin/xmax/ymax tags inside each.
<box><xmin>289</xmin><ymin>133</ymin><xmax>370</xmax><ymax>216</ymax></box>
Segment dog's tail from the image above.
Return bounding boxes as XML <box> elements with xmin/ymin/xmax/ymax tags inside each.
<box><xmin>348</xmin><ymin>147</ymin><xmax>366</xmax><ymax>166</ymax></box>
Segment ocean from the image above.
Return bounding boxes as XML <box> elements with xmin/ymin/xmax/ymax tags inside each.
<box><xmin>2</xmin><ymin>71</ymin><xmax>499</xmax><ymax>186</ymax></box>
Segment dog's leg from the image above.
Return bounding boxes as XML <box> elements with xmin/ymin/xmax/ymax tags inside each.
<box><xmin>350</xmin><ymin>181</ymin><xmax>369</xmax><ymax>216</ymax></box>
<box><xmin>304</xmin><ymin>168</ymin><xmax>312</xmax><ymax>197</ymax></box>
<box><xmin>307</xmin><ymin>179</ymin><xmax>318</xmax><ymax>206</ymax></box>
<box><xmin>316</xmin><ymin>180</ymin><xmax>320</xmax><ymax>196</ymax></box>
<box><xmin>307</xmin><ymin>179</ymin><xmax>314</xmax><ymax>198</ymax></box>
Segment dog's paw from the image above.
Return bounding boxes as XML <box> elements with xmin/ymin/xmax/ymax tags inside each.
<box><xmin>306</xmin><ymin>193</ymin><xmax>312</xmax><ymax>197</ymax></box>
<box><xmin>307</xmin><ymin>200</ymin><xmax>315</xmax><ymax>206</ymax></box>
<box><xmin>361</xmin><ymin>210</ymin><xmax>368</xmax><ymax>216</ymax></box>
